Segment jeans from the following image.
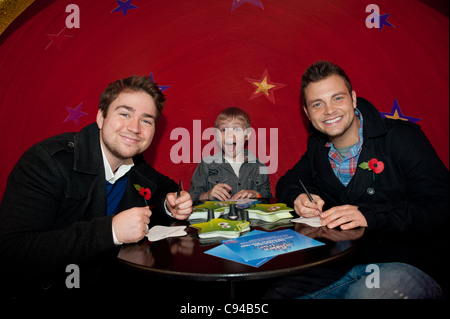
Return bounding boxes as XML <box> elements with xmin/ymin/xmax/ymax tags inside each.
<box><xmin>266</xmin><ymin>262</ymin><xmax>444</xmax><ymax>299</ymax></box>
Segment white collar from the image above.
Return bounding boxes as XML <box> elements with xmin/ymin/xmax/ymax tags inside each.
<box><xmin>100</xmin><ymin>143</ymin><xmax>134</xmax><ymax>184</ymax></box>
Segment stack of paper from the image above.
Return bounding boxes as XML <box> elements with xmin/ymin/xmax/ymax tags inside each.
<box><xmin>245</xmin><ymin>203</ymin><xmax>294</xmax><ymax>222</ymax></box>
<box><xmin>291</xmin><ymin>216</ymin><xmax>323</xmax><ymax>227</ymax></box>
<box><xmin>188</xmin><ymin>199</ymin><xmax>260</xmax><ymax>221</ymax></box>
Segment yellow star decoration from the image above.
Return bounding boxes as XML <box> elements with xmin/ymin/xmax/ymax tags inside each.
<box><xmin>246</xmin><ymin>69</ymin><xmax>287</xmax><ymax>104</ymax></box>
<box><xmin>253</xmin><ymin>77</ymin><xmax>276</xmax><ymax>96</ymax></box>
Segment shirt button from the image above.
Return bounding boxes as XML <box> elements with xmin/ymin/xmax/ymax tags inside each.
<box><xmin>68</xmin><ymin>141</ymin><xmax>74</xmax><ymax>148</ymax></box>
<box><xmin>367</xmin><ymin>187</ymin><xmax>375</xmax><ymax>195</ymax></box>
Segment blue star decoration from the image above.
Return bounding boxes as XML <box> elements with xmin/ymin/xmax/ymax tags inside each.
<box><xmin>379</xmin><ymin>99</ymin><xmax>421</xmax><ymax>123</ymax></box>
<box><xmin>149</xmin><ymin>72</ymin><xmax>170</xmax><ymax>92</ymax></box>
<box><xmin>370</xmin><ymin>9</ymin><xmax>395</xmax><ymax>31</ymax></box>
<box><xmin>64</xmin><ymin>102</ymin><xmax>89</xmax><ymax>126</ymax></box>
<box><xmin>231</xmin><ymin>0</ymin><xmax>264</xmax><ymax>12</ymax></box>
<box><xmin>111</xmin><ymin>0</ymin><xmax>138</xmax><ymax>17</ymax></box>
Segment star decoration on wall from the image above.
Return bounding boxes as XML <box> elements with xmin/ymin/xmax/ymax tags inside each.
<box><xmin>111</xmin><ymin>0</ymin><xmax>138</xmax><ymax>16</ymax></box>
<box><xmin>149</xmin><ymin>72</ymin><xmax>170</xmax><ymax>92</ymax></box>
<box><xmin>370</xmin><ymin>10</ymin><xmax>395</xmax><ymax>31</ymax></box>
<box><xmin>45</xmin><ymin>27</ymin><xmax>74</xmax><ymax>50</ymax></box>
<box><xmin>245</xmin><ymin>69</ymin><xmax>287</xmax><ymax>105</ymax></box>
<box><xmin>379</xmin><ymin>99</ymin><xmax>420</xmax><ymax>122</ymax></box>
<box><xmin>63</xmin><ymin>102</ymin><xmax>89</xmax><ymax>126</ymax></box>
<box><xmin>231</xmin><ymin>0</ymin><xmax>264</xmax><ymax>12</ymax></box>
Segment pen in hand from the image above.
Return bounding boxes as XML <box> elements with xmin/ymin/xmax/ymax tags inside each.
<box><xmin>299</xmin><ymin>179</ymin><xmax>321</xmax><ymax>216</ymax></box>
<box><xmin>176</xmin><ymin>179</ymin><xmax>183</xmax><ymax>213</ymax></box>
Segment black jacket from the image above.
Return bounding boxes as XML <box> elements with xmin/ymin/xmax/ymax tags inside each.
<box><xmin>0</xmin><ymin>123</ymin><xmax>178</xmax><ymax>292</ymax></box>
<box><xmin>276</xmin><ymin>97</ymin><xmax>449</xmax><ymax>289</ymax></box>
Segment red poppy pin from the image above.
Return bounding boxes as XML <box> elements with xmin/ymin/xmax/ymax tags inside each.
<box><xmin>134</xmin><ymin>184</ymin><xmax>151</xmax><ymax>205</ymax></box>
<box><xmin>359</xmin><ymin>158</ymin><xmax>385</xmax><ymax>180</ymax></box>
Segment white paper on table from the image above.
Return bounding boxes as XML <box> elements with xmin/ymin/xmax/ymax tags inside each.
<box><xmin>145</xmin><ymin>225</ymin><xmax>187</xmax><ymax>241</ymax></box>
<box><xmin>291</xmin><ymin>216</ymin><xmax>323</xmax><ymax>227</ymax></box>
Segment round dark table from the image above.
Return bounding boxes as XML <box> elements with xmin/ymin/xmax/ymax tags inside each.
<box><xmin>114</xmin><ymin>217</ymin><xmax>364</xmax><ymax>286</ymax></box>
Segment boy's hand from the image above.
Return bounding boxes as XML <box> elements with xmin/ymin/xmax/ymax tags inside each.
<box><xmin>202</xmin><ymin>183</ymin><xmax>231</xmax><ymax>201</ymax></box>
<box><xmin>231</xmin><ymin>189</ymin><xmax>259</xmax><ymax>200</ymax></box>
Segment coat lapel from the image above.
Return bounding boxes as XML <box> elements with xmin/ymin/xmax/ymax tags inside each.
<box><xmin>117</xmin><ymin>168</ymin><xmax>158</xmax><ymax>212</ymax></box>
<box><xmin>342</xmin><ymin>146</ymin><xmax>385</xmax><ymax>203</ymax></box>
<box><xmin>312</xmin><ymin>138</ymin><xmax>386</xmax><ymax>205</ymax></box>
<box><xmin>72</xmin><ymin>124</ymin><xmax>107</xmax><ymax>219</ymax></box>
<box><xmin>312</xmin><ymin>142</ymin><xmax>346</xmax><ymax>194</ymax></box>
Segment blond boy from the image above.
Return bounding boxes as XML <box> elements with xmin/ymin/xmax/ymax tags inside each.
<box><xmin>189</xmin><ymin>107</ymin><xmax>272</xmax><ymax>201</ymax></box>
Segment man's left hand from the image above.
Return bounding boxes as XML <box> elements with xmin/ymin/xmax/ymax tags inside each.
<box><xmin>166</xmin><ymin>191</ymin><xmax>193</xmax><ymax>220</ymax></box>
<box><xmin>320</xmin><ymin>205</ymin><xmax>367</xmax><ymax>230</ymax></box>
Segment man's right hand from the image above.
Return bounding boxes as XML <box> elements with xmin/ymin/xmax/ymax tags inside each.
<box><xmin>293</xmin><ymin>193</ymin><xmax>325</xmax><ymax>218</ymax></box>
<box><xmin>112</xmin><ymin>206</ymin><xmax>152</xmax><ymax>244</ymax></box>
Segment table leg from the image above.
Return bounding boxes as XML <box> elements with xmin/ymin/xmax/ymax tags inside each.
<box><xmin>230</xmin><ymin>281</ymin><xmax>236</xmax><ymax>299</ymax></box>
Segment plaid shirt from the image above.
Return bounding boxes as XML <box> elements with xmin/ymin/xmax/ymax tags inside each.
<box><xmin>325</xmin><ymin>109</ymin><xmax>363</xmax><ymax>187</ymax></box>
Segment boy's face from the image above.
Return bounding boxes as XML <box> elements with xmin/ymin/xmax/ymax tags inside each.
<box><xmin>215</xmin><ymin>117</ymin><xmax>250</xmax><ymax>161</ymax></box>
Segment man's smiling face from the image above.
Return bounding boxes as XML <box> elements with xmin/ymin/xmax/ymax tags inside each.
<box><xmin>97</xmin><ymin>91</ymin><xmax>157</xmax><ymax>170</ymax></box>
<box><xmin>303</xmin><ymin>74</ymin><xmax>359</xmax><ymax>148</ymax></box>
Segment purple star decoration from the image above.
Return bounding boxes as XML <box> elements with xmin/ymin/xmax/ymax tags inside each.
<box><xmin>231</xmin><ymin>0</ymin><xmax>264</xmax><ymax>12</ymax></box>
<box><xmin>149</xmin><ymin>72</ymin><xmax>170</xmax><ymax>93</ymax></box>
<box><xmin>64</xmin><ymin>102</ymin><xmax>89</xmax><ymax>126</ymax></box>
<box><xmin>371</xmin><ymin>10</ymin><xmax>395</xmax><ymax>31</ymax></box>
<box><xmin>111</xmin><ymin>0</ymin><xmax>138</xmax><ymax>17</ymax></box>
<box><xmin>379</xmin><ymin>99</ymin><xmax>421</xmax><ymax>123</ymax></box>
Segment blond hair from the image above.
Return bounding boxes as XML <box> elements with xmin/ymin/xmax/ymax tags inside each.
<box><xmin>214</xmin><ymin>107</ymin><xmax>251</xmax><ymax>129</ymax></box>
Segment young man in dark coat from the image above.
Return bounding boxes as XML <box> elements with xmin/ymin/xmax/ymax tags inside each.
<box><xmin>269</xmin><ymin>61</ymin><xmax>448</xmax><ymax>299</ymax></box>
<box><xmin>0</xmin><ymin>75</ymin><xmax>193</xmax><ymax>298</ymax></box>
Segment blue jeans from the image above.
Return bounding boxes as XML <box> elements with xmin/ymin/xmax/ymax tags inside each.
<box><xmin>267</xmin><ymin>262</ymin><xmax>444</xmax><ymax>299</ymax></box>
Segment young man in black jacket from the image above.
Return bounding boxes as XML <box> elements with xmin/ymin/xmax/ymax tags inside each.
<box><xmin>0</xmin><ymin>75</ymin><xmax>193</xmax><ymax>298</ymax></box>
<box><xmin>269</xmin><ymin>61</ymin><xmax>448</xmax><ymax>299</ymax></box>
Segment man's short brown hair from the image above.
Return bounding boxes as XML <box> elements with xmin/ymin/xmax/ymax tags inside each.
<box><xmin>99</xmin><ymin>75</ymin><xmax>166</xmax><ymax>123</ymax></box>
<box><xmin>301</xmin><ymin>61</ymin><xmax>353</xmax><ymax>106</ymax></box>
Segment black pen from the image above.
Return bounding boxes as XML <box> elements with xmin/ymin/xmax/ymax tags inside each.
<box><xmin>299</xmin><ymin>179</ymin><xmax>321</xmax><ymax>216</ymax></box>
<box><xmin>176</xmin><ymin>179</ymin><xmax>183</xmax><ymax>213</ymax></box>
<box><xmin>177</xmin><ymin>179</ymin><xmax>182</xmax><ymax>199</ymax></box>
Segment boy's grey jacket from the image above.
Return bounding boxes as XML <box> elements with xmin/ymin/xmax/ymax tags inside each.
<box><xmin>189</xmin><ymin>149</ymin><xmax>273</xmax><ymax>200</ymax></box>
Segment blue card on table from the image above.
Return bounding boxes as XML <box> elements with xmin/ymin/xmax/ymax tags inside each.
<box><xmin>205</xmin><ymin>230</ymin><xmax>274</xmax><ymax>267</ymax></box>
<box><xmin>221</xmin><ymin>229</ymin><xmax>325</xmax><ymax>262</ymax></box>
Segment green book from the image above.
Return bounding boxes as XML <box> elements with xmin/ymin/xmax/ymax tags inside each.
<box><xmin>245</xmin><ymin>203</ymin><xmax>294</xmax><ymax>222</ymax></box>
<box><xmin>190</xmin><ymin>218</ymin><xmax>250</xmax><ymax>239</ymax></box>
<box><xmin>188</xmin><ymin>201</ymin><xmax>234</xmax><ymax>220</ymax></box>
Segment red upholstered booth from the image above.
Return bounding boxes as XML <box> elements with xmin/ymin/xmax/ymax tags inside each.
<box><xmin>0</xmin><ymin>0</ymin><xmax>448</xmax><ymax>201</ymax></box>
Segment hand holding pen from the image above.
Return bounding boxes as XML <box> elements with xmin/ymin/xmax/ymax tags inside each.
<box><xmin>176</xmin><ymin>179</ymin><xmax>182</xmax><ymax>212</ymax></box>
<box><xmin>166</xmin><ymin>179</ymin><xmax>193</xmax><ymax>220</ymax></box>
<box><xmin>294</xmin><ymin>179</ymin><xmax>324</xmax><ymax>218</ymax></box>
